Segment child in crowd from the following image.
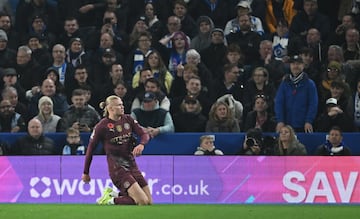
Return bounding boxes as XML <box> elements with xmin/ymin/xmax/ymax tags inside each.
<box><xmin>62</xmin><ymin>127</ymin><xmax>86</xmax><ymax>155</ymax></box>
<box><xmin>194</xmin><ymin>135</ymin><xmax>224</xmax><ymax>155</ymax></box>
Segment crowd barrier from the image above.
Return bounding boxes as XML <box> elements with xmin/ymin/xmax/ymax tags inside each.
<box><xmin>1</xmin><ymin>132</ymin><xmax>360</xmax><ymax>155</ymax></box>
<box><xmin>1</xmin><ymin>156</ymin><xmax>360</xmax><ymax>204</ymax></box>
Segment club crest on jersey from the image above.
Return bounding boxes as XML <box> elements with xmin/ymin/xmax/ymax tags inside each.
<box><xmin>124</xmin><ymin>123</ymin><xmax>130</xmax><ymax>130</ymax></box>
<box><xmin>116</xmin><ymin>125</ymin><xmax>122</xmax><ymax>132</ymax></box>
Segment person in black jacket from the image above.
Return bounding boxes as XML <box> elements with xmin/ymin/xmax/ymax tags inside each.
<box><xmin>11</xmin><ymin>118</ymin><xmax>58</xmax><ymax>155</ymax></box>
<box><xmin>315</xmin><ymin>126</ymin><xmax>352</xmax><ymax>156</ymax></box>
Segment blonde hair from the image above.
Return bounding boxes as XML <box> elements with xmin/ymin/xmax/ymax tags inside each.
<box><xmin>199</xmin><ymin>135</ymin><xmax>215</xmax><ymax>144</ymax></box>
<box><xmin>208</xmin><ymin>101</ymin><xmax>233</xmax><ymax>122</ymax></box>
<box><xmin>99</xmin><ymin>95</ymin><xmax>120</xmax><ymax>117</ymax></box>
<box><xmin>278</xmin><ymin>125</ymin><xmax>297</xmax><ymax>154</ymax></box>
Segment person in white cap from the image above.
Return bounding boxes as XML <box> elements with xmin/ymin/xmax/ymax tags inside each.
<box><xmin>224</xmin><ymin>0</ymin><xmax>264</xmax><ymax>36</ymax></box>
<box><xmin>314</xmin><ymin>97</ymin><xmax>354</xmax><ymax>132</ymax></box>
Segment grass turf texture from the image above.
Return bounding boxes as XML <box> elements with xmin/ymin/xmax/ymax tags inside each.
<box><xmin>0</xmin><ymin>204</ymin><xmax>358</xmax><ymax>219</ymax></box>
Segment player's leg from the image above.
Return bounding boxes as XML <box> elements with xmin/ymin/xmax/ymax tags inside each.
<box><xmin>141</xmin><ymin>185</ymin><xmax>153</xmax><ymax>204</ymax></box>
<box><xmin>127</xmin><ymin>182</ymin><xmax>150</xmax><ymax>205</ymax></box>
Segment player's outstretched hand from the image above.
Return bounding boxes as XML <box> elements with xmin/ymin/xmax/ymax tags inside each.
<box><xmin>82</xmin><ymin>174</ymin><xmax>91</xmax><ymax>183</ymax></box>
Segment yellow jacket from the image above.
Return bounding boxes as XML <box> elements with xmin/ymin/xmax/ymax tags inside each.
<box><xmin>265</xmin><ymin>0</ymin><xmax>297</xmax><ymax>33</ymax></box>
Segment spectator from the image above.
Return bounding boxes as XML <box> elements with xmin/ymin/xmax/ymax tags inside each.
<box><xmin>327</xmin><ymin>13</ymin><xmax>357</xmax><ymax>46</ymax></box>
<box><xmin>0</xmin><ymin>29</ymin><xmax>16</xmax><ymax>68</ymax></box>
<box><xmin>238</xmin><ymin>128</ymin><xmax>264</xmax><ymax>155</ymax></box>
<box><xmin>27</xmin><ymin>33</ymin><xmax>52</xmax><ymax>67</ymax></box>
<box><xmin>131</xmin><ymin>92</ymin><xmax>174</xmax><ymax>138</ymax></box>
<box><xmin>299</xmin><ymin>47</ymin><xmax>321</xmax><ymax>86</ymax></box>
<box><xmin>144</xmin><ymin>1</ymin><xmax>165</xmax><ymax>43</ymax></box>
<box><xmin>242</xmin><ymin>67</ymin><xmax>276</xmax><ymax>117</ymax></box>
<box><xmin>11</xmin><ymin>118</ymin><xmax>57</xmax><ymax>155</ymax></box>
<box><xmin>201</xmin><ymin>28</ymin><xmax>227</xmax><ymax>80</ymax></box>
<box><xmin>173</xmin><ymin>0</ymin><xmax>197</xmax><ymax>38</ymax></box>
<box><xmin>289</xmin><ymin>0</ymin><xmax>330</xmax><ymax>41</ymax></box>
<box><xmin>318</xmin><ymin>61</ymin><xmax>344</xmax><ymax>105</ymax></box>
<box><xmin>226</xmin><ymin>14</ymin><xmax>262</xmax><ymax>66</ymax></box>
<box><xmin>0</xmin><ymin>99</ymin><xmax>26</xmax><ymax>132</ymax></box>
<box><xmin>112</xmin><ymin>80</ymin><xmax>133</xmax><ymax>114</ymax></box>
<box><xmin>0</xmin><ymin>11</ymin><xmax>20</xmax><ymax>50</ymax></box>
<box><xmin>190</xmin><ymin>0</ymin><xmax>231</xmax><ymax>29</ymax></box>
<box><xmin>59</xmin><ymin>89</ymin><xmax>100</xmax><ymax>132</ymax></box>
<box><xmin>190</xmin><ymin>16</ymin><xmax>214</xmax><ymax>53</ymax></box>
<box><xmin>274</xmin><ymin>125</ymin><xmax>307</xmax><ymax>155</ymax></box>
<box><xmin>224</xmin><ymin>44</ymin><xmax>247</xmax><ymax>84</ymax></box>
<box><xmin>170</xmin><ymin>75</ymin><xmax>212</xmax><ymax>118</ymax></box>
<box><xmin>206</xmin><ymin>101</ymin><xmax>240</xmax><ymax>132</ymax></box>
<box><xmin>131</xmin><ymin>77</ymin><xmax>170</xmax><ymax>112</ymax></box>
<box><xmin>33</xmin><ymin>96</ymin><xmax>61</xmax><ymax>133</ymax></box>
<box><xmin>342</xmin><ymin>28</ymin><xmax>360</xmax><ymax>61</ymax></box>
<box><xmin>173</xmin><ymin>95</ymin><xmax>207</xmax><ymax>132</ymax></box>
<box><xmin>24</xmin><ymin>14</ymin><xmax>56</xmax><ymax>50</ymax></box>
<box><xmin>65</xmin><ymin>37</ymin><xmax>90</xmax><ymax>70</ymax></box>
<box><xmin>315</xmin><ymin>126</ymin><xmax>352</xmax><ymax>155</ymax></box>
<box><xmin>224</xmin><ymin>0</ymin><xmax>264</xmax><ymax>36</ymax></box>
<box><xmin>159</xmin><ymin>16</ymin><xmax>190</xmax><ymax>49</ymax></box>
<box><xmin>28</xmin><ymin>78</ymin><xmax>69</xmax><ymax>118</ymax></box>
<box><xmin>169</xmin><ymin>63</ymin><xmax>198</xmax><ymax>98</ymax></box>
<box><xmin>194</xmin><ymin>135</ymin><xmax>224</xmax><ymax>155</ymax></box>
<box><xmin>129</xmin><ymin>15</ymin><xmax>149</xmax><ymax>49</ymax></box>
<box><xmin>89</xmin><ymin>47</ymin><xmax>117</xmax><ymax>87</ymax></box>
<box><xmin>100</xmin><ymin>63</ymin><xmax>125</xmax><ymax>101</ymax></box>
<box><xmin>267</xmin><ymin>18</ymin><xmax>290</xmax><ymax>62</ymax></box>
<box><xmin>252</xmin><ymin>40</ymin><xmax>286</xmax><ymax>89</ymax></box>
<box><xmin>275</xmin><ymin>55</ymin><xmax>318</xmax><ymax>132</ymax></box>
<box><xmin>159</xmin><ymin>31</ymin><xmax>189</xmax><ymax>76</ymax></box>
<box><xmin>0</xmin><ymin>68</ymin><xmax>26</xmax><ymax>104</ymax></box>
<box><xmin>50</xmin><ymin>44</ymin><xmax>75</xmax><ymax>89</ymax></box>
<box><xmin>15</xmin><ymin>45</ymin><xmax>43</xmax><ymax>92</ymax></box>
<box><xmin>243</xmin><ymin>94</ymin><xmax>276</xmax><ymax>132</ymax></box>
<box><xmin>353</xmin><ymin>79</ymin><xmax>360</xmax><ymax>131</ymax></box>
<box><xmin>44</xmin><ymin>68</ymin><xmax>64</xmax><ymax>97</ymax></box>
<box><xmin>62</xmin><ymin>127</ymin><xmax>86</xmax><ymax>155</ymax></box>
<box><xmin>125</xmin><ymin>31</ymin><xmax>153</xmax><ymax>79</ymax></box>
<box><xmin>1</xmin><ymin>86</ymin><xmax>27</xmax><ymax>119</ymax></box>
<box><xmin>210</xmin><ymin>63</ymin><xmax>243</xmax><ymax>102</ymax></box>
<box><xmin>131</xmin><ymin>68</ymin><xmax>153</xmax><ymax>98</ymax></box>
<box><xmin>315</xmin><ymin>97</ymin><xmax>354</xmax><ymax>132</ymax></box>
<box><xmin>132</xmin><ymin>50</ymin><xmax>173</xmax><ymax>95</ymax></box>
<box><xmin>57</xmin><ymin>17</ymin><xmax>82</xmax><ymax>49</ymax></box>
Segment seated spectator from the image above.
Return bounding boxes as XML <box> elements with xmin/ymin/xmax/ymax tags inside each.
<box><xmin>206</xmin><ymin>101</ymin><xmax>240</xmax><ymax>132</ymax></box>
<box><xmin>173</xmin><ymin>95</ymin><xmax>207</xmax><ymax>132</ymax></box>
<box><xmin>112</xmin><ymin>81</ymin><xmax>133</xmax><ymax>114</ymax></box>
<box><xmin>27</xmin><ymin>33</ymin><xmax>52</xmax><ymax>67</ymax></box>
<box><xmin>1</xmin><ymin>86</ymin><xmax>28</xmax><ymax>120</ymax></box>
<box><xmin>33</xmin><ymin>96</ymin><xmax>61</xmax><ymax>133</ymax></box>
<box><xmin>169</xmin><ymin>63</ymin><xmax>198</xmax><ymax>98</ymax></box>
<box><xmin>0</xmin><ymin>99</ymin><xmax>25</xmax><ymax>132</ymax></box>
<box><xmin>129</xmin><ymin>15</ymin><xmax>149</xmax><ymax>49</ymax></box>
<box><xmin>237</xmin><ymin>128</ymin><xmax>264</xmax><ymax>155</ymax></box>
<box><xmin>1</xmin><ymin>68</ymin><xmax>26</xmax><ymax>104</ymax></box>
<box><xmin>194</xmin><ymin>135</ymin><xmax>224</xmax><ymax>155</ymax></box>
<box><xmin>190</xmin><ymin>16</ymin><xmax>214</xmax><ymax>53</ymax></box>
<box><xmin>224</xmin><ymin>44</ymin><xmax>247</xmax><ymax>85</ymax></box>
<box><xmin>318</xmin><ymin>61</ymin><xmax>344</xmax><ymax>104</ymax></box>
<box><xmin>65</xmin><ymin>37</ymin><xmax>90</xmax><ymax>69</ymax></box>
<box><xmin>243</xmin><ymin>94</ymin><xmax>276</xmax><ymax>132</ymax></box>
<box><xmin>144</xmin><ymin>2</ymin><xmax>166</xmax><ymax>43</ymax></box>
<box><xmin>131</xmin><ymin>77</ymin><xmax>170</xmax><ymax>112</ymax></box>
<box><xmin>28</xmin><ymin>78</ymin><xmax>69</xmax><ymax>118</ymax></box>
<box><xmin>274</xmin><ymin>125</ymin><xmax>307</xmax><ymax>155</ymax></box>
<box><xmin>132</xmin><ymin>50</ymin><xmax>173</xmax><ymax>95</ymax></box>
<box><xmin>315</xmin><ymin>98</ymin><xmax>354</xmax><ymax>132</ymax></box>
<box><xmin>173</xmin><ymin>0</ymin><xmax>197</xmax><ymax>38</ymax></box>
<box><xmin>315</xmin><ymin>126</ymin><xmax>352</xmax><ymax>156</ymax></box>
<box><xmin>62</xmin><ymin>127</ymin><xmax>86</xmax><ymax>155</ymax></box>
<box><xmin>45</xmin><ymin>67</ymin><xmax>66</xmax><ymax>96</ymax></box>
<box><xmin>0</xmin><ymin>29</ymin><xmax>16</xmax><ymax>68</ymax></box>
<box><xmin>131</xmin><ymin>92</ymin><xmax>174</xmax><ymax>138</ymax></box>
<box><xmin>353</xmin><ymin>79</ymin><xmax>360</xmax><ymax>131</ymax></box>
<box><xmin>11</xmin><ymin>118</ymin><xmax>58</xmax><ymax>155</ymax></box>
<box><xmin>267</xmin><ymin>18</ymin><xmax>290</xmax><ymax>62</ymax></box>
<box><xmin>59</xmin><ymin>89</ymin><xmax>101</xmax><ymax>132</ymax></box>
<box><xmin>216</xmin><ymin>94</ymin><xmax>243</xmax><ymax>127</ymax></box>
<box><xmin>131</xmin><ymin>68</ymin><xmax>153</xmax><ymax>98</ymax></box>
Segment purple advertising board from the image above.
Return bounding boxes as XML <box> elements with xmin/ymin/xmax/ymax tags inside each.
<box><xmin>1</xmin><ymin>156</ymin><xmax>360</xmax><ymax>204</ymax></box>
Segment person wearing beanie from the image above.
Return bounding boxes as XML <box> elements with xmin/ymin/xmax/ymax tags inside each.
<box><xmin>33</xmin><ymin>95</ymin><xmax>61</xmax><ymax>133</ymax></box>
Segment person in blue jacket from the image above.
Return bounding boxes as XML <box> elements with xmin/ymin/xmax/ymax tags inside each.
<box><xmin>275</xmin><ymin>55</ymin><xmax>318</xmax><ymax>133</ymax></box>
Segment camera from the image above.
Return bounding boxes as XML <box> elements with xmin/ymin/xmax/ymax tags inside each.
<box><xmin>245</xmin><ymin>138</ymin><xmax>257</xmax><ymax>147</ymax></box>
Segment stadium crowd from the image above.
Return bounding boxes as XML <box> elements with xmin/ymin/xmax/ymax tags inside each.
<box><xmin>0</xmin><ymin>0</ymin><xmax>359</xmax><ymax>155</ymax></box>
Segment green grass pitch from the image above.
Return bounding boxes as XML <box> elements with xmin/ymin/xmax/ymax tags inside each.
<box><xmin>0</xmin><ymin>204</ymin><xmax>358</xmax><ymax>219</ymax></box>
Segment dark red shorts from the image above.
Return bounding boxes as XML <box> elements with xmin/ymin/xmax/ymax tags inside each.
<box><xmin>109</xmin><ymin>166</ymin><xmax>147</xmax><ymax>194</ymax></box>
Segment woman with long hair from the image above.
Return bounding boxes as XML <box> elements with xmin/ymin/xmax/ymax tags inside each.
<box><xmin>274</xmin><ymin>125</ymin><xmax>307</xmax><ymax>155</ymax></box>
<box><xmin>205</xmin><ymin>101</ymin><xmax>240</xmax><ymax>132</ymax></box>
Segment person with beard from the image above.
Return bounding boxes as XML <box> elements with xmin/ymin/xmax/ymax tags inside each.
<box><xmin>173</xmin><ymin>95</ymin><xmax>207</xmax><ymax>132</ymax></box>
<box><xmin>275</xmin><ymin>55</ymin><xmax>318</xmax><ymax>133</ymax></box>
<box><xmin>0</xmin><ymin>99</ymin><xmax>26</xmax><ymax>132</ymax></box>
<box><xmin>315</xmin><ymin>126</ymin><xmax>352</xmax><ymax>155</ymax></box>
<box><xmin>226</xmin><ymin>14</ymin><xmax>262</xmax><ymax>66</ymax></box>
